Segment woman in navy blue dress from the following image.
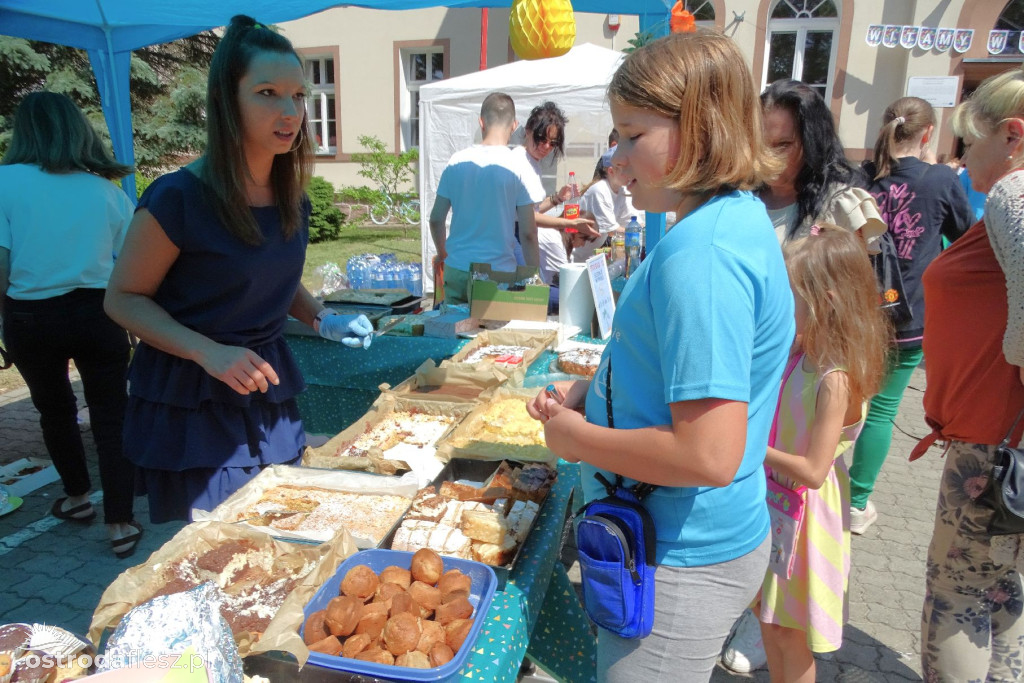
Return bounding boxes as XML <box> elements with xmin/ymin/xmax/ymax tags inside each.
<box><xmin>105</xmin><ymin>16</ymin><xmax>373</xmax><ymax>523</ymax></box>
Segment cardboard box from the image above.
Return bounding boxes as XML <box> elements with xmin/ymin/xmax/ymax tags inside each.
<box><xmin>469</xmin><ymin>263</ymin><xmax>550</xmax><ymax>322</ymax></box>
<box><xmin>0</xmin><ymin>458</ymin><xmax>60</xmax><ymax>497</ymax></box>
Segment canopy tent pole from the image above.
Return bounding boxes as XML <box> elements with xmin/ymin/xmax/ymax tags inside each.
<box><xmin>637</xmin><ymin>8</ymin><xmax>669</xmax><ymax>248</ymax></box>
<box><xmin>89</xmin><ymin>1</ymin><xmax>137</xmax><ymax>202</ymax></box>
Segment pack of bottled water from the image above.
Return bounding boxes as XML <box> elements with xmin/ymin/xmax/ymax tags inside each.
<box><xmin>346</xmin><ymin>253</ymin><xmax>422</xmax><ymax>296</ymax></box>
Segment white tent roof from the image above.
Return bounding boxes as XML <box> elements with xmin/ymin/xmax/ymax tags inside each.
<box><xmin>418</xmin><ymin>42</ymin><xmax>624</xmax><ymax>292</ymax></box>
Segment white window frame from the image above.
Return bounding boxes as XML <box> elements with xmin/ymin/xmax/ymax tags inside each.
<box><xmin>399</xmin><ymin>47</ymin><xmax>445</xmax><ymax>151</ymax></box>
<box><xmin>762</xmin><ymin>3</ymin><xmax>840</xmax><ymax>103</ymax></box>
<box><xmin>303</xmin><ymin>56</ymin><xmax>337</xmax><ymax>156</ymax></box>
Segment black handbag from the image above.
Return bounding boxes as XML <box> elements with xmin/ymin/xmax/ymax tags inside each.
<box><xmin>982</xmin><ymin>406</ymin><xmax>1024</xmax><ymax>535</ymax></box>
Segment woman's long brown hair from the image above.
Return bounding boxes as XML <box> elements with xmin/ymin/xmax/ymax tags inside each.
<box><xmin>202</xmin><ymin>15</ymin><xmax>313</xmax><ymax>245</ymax></box>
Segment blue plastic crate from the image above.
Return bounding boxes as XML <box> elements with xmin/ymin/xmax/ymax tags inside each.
<box><xmin>302</xmin><ymin>548</ymin><xmax>497</xmax><ymax>681</ymax></box>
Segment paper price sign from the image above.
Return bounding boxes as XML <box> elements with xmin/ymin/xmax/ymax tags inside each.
<box><xmin>585</xmin><ymin>254</ymin><xmax>616</xmax><ymax>339</ymax></box>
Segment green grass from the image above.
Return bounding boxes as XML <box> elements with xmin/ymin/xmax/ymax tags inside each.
<box><xmin>302</xmin><ymin>224</ymin><xmax>422</xmax><ymax>290</ymax></box>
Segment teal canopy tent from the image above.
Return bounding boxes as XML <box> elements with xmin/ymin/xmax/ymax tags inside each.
<box><xmin>0</xmin><ymin>0</ymin><xmax>672</xmax><ymax>201</ymax></box>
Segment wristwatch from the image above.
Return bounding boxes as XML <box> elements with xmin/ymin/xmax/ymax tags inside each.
<box><xmin>313</xmin><ymin>307</ymin><xmax>339</xmax><ymax>333</ymax></box>
<box><xmin>549</xmin><ymin>193</ymin><xmax>562</xmax><ymax>205</ymax></box>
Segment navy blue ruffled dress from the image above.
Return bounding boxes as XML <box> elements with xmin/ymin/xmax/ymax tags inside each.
<box><xmin>125</xmin><ymin>169</ymin><xmax>308</xmax><ymax>523</ymax></box>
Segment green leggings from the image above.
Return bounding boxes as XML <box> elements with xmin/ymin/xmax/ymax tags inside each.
<box><xmin>848</xmin><ymin>345</ymin><xmax>924</xmax><ymax>509</ymax></box>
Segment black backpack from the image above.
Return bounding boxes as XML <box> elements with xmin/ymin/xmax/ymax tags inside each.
<box><xmin>872</xmin><ymin>230</ymin><xmax>913</xmax><ymax>328</ymax></box>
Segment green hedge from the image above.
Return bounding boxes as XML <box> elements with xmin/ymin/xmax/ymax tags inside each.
<box><xmin>308</xmin><ymin>176</ymin><xmax>346</xmax><ymax>243</ymax></box>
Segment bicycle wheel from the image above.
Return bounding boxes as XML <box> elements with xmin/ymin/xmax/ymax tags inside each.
<box><xmin>400</xmin><ymin>199</ymin><xmax>421</xmax><ymax>225</ymax></box>
<box><xmin>368</xmin><ymin>199</ymin><xmax>391</xmax><ymax>225</ymax></box>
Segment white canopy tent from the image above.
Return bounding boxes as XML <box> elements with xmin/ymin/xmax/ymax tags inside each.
<box><xmin>417</xmin><ymin>42</ymin><xmax>626</xmax><ymax>293</ymax></box>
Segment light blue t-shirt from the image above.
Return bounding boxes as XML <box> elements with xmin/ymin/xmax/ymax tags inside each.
<box><xmin>582</xmin><ymin>190</ymin><xmax>795</xmax><ymax>567</ymax></box>
<box><xmin>959</xmin><ymin>167</ymin><xmax>986</xmax><ymax>223</ymax></box>
<box><xmin>436</xmin><ymin>145</ymin><xmax>536</xmax><ymax>272</ymax></box>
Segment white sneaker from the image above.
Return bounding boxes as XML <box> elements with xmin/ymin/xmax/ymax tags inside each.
<box><xmin>720</xmin><ymin>608</ymin><xmax>766</xmax><ymax>673</ymax></box>
<box><xmin>850</xmin><ymin>500</ymin><xmax>878</xmax><ymax>535</ymax></box>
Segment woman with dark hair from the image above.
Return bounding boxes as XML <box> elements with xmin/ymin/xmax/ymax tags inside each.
<box><xmin>105</xmin><ymin>15</ymin><xmax>373</xmax><ymax>524</ymax></box>
<box><xmin>0</xmin><ymin>91</ymin><xmax>140</xmax><ymax>557</ymax></box>
<box><xmin>757</xmin><ymin>79</ymin><xmax>886</xmax><ymax>249</ymax></box>
<box><xmin>513</xmin><ymin>101</ymin><xmax>598</xmax><ymax>284</ymax></box>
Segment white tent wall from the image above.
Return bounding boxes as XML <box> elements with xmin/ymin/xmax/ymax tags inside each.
<box><xmin>418</xmin><ymin>43</ymin><xmax>624</xmax><ymax>294</ymax></box>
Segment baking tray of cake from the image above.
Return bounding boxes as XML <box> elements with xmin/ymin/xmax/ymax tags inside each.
<box><xmin>434</xmin><ymin>386</ymin><xmax>556</xmax><ymax>464</ymax></box>
<box><xmin>192</xmin><ymin>465</ymin><xmax>421</xmax><ymax>547</ymax></box>
<box><xmin>380</xmin><ymin>458</ymin><xmax>558</xmax><ymax>589</ymax></box>
<box><xmin>88</xmin><ymin>521</ymin><xmax>359</xmax><ymax>663</ymax></box>
<box><xmin>443</xmin><ymin>328</ymin><xmax>557</xmax><ymax>377</ymax></box>
<box><xmin>303</xmin><ymin>395</ymin><xmax>477</xmax><ymax>482</ymax></box>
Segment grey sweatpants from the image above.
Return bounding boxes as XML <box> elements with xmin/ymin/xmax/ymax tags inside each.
<box><xmin>597</xmin><ymin>534</ymin><xmax>770</xmax><ymax>682</ymax></box>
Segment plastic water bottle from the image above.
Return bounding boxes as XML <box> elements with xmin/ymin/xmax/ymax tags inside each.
<box><xmin>409</xmin><ymin>263</ymin><xmax>423</xmax><ymax>296</ymax></box>
<box><xmin>371</xmin><ymin>262</ymin><xmax>387</xmax><ymax>289</ymax></box>
<box><xmin>625</xmin><ymin>216</ymin><xmax>643</xmax><ymax>278</ymax></box>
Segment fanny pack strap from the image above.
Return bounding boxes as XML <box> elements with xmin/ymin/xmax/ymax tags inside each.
<box><xmin>598</xmin><ymin>356</ymin><xmax>658</xmax><ymax>500</ymax></box>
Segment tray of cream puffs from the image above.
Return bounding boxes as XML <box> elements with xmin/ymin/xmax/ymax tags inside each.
<box><xmin>382</xmin><ymin>459</ymin><xmax>557</xmax><ymax>587</ymax></box>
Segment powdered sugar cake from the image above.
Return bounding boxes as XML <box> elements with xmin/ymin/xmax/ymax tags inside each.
<box><xmin>229</xmin><ymin>484</ymin><xmax>409</xmax><ymax>545</ymax></box>
<box><xmin>337</xmin><ymin>412</ymin><xmax>457</xmax><ymax>459</ymax></box>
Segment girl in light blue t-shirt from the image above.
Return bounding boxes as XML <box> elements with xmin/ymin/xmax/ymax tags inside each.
<box><xmin>527</xmin><ymin>31</ymin><xmax>794</xmax><ymax>682</ymax></box>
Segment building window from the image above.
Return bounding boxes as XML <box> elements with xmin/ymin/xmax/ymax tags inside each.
<box><xmin>303</xmin><ymin>56</ymin><xmax>337</xmax><ymax>155</ymax></box>
<box><xmin>399</xmin><ymin>48</ymin><xmax>445</xmax><ymax>150</ymax></box>
<box><xmin>686</xmin><ymin>0</ymin><xmax>715</xmax><ymax>23</ymax></box>
<box><xmin>996</xmin><ymin>0</ymin><xmax>1024</xmax><ymax>56</ymax></box>
<box><xmin>763</xmin><ymin>0</ymin><xmax>839</xmax><ymax>102</ymax></box>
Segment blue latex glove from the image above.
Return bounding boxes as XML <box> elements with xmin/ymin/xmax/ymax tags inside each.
<box><xmin>319</xmin><ymin>313</ymin><xmax>374</xmax><ymax>349</ymax></box>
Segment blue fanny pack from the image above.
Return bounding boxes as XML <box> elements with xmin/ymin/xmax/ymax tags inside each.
<box><xmin>571</xmin><ymin>358</ymin><xmax>658</xmax><ymax>639</ymax></box>
<box><xmin>575</xmin><ymin>473</ymin><xmax>658</xmax><ymax>639</ymax></box>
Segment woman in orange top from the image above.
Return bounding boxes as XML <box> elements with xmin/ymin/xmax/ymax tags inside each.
<box><xmin>915</xmin><ymin>66</ymin><xmax>1024</xmax><ymax>681</ymax></box>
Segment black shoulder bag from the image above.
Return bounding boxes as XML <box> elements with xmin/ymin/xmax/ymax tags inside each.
<box><xmin>981</xmin><ymin>406</ymin><xmax>1024</xmax><ymax>535</ymax></box>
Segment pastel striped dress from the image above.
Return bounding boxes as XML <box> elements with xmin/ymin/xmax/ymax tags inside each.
<box><xmin>759</xmin><ymin>356</ymin><xmax>865</xmax><ymax>652</ymax></box>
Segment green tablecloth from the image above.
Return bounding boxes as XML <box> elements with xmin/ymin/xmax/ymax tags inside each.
<box><xmin>288</xmin><ymin>335</ymin><xmax>468</xmax><ymax>434</ymax></box>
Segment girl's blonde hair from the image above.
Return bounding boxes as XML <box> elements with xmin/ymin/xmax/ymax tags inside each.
<box><xmin>872</xmin><ymin>97</ymin><xmax>935</xmax><ymax>180</ymax></box>
<box><xmin>951</xmin><ymin>65</ymin><xmax>1024</xmax><ymax>142</ymax></box>
<box><xmin>2</xmin><ymin>91</ymin><xmax>133</xmax><ymax>180</ymax></box>
<box><xmin>608</xmin><ymin>30</ymin><xmax>781</xmax><ymax>194</ymax></box>
<box><xmin>784</xmin><ymin>223</ymin><xmax>890</xmax><ymax>402</ymax></box>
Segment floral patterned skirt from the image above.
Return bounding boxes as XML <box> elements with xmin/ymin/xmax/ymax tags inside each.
<box><xmin>921</xmin><ymin>440</ymin><xmax>1024</xmax><ymax>682</ymax></box>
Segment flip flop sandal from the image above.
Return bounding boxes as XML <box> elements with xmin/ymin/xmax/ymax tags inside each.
<box><xmin>111</xmin><ymin>521</ymin><xmax>143</xmax><ymax>559</ymax></box>
<box><xmin>50</xmin><ymin>497</ymin><xmax>96</xmax><ymax>522</ymax></box>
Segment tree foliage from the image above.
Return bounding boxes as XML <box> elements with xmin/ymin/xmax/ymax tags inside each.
<box><xmin>0</xmin><ymin>33</ymin><xmax>217</xmax><ymax>173</ymax></box>
<box><xmin>350</xmin><ymin>135</ymin><xmax>419</xmax><ymax>197</ymax></box>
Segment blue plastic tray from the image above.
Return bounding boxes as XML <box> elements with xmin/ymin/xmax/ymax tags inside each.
<box><xmin>302</xmin><ymin>549</ymin><xmax>497</xmax><ymax>681</ymax></box>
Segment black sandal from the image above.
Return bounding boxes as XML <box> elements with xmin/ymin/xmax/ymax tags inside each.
<box><xmin>50</xmin><ymin>497</ymin><xmax>96</xmax><ymax>522</ymax></box>
<box><xmin>111</xmin><ymin>521</ymin><xmax>143</xmax><ymax>559</ymax></box>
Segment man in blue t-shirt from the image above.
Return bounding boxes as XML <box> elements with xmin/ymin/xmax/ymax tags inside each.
<box><xmin>428</xmin><ymin>92</ymin><xmax>538</xmax><ymax>305</ymax></box>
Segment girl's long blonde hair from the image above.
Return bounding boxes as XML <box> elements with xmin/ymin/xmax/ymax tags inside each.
<box><xmin>784</xmin><ymin>223</ymin><xmax>890</xmax><ymax>402</ymax></box>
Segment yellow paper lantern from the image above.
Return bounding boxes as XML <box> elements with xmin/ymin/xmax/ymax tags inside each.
<box><xmin>509</xmin><ymin>0</ymin><xmax>576</xmax><ymax>61</ymax></box>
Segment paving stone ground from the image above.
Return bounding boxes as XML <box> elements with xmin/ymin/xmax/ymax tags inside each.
<box><xmin>0</xmin><ymin>367</ymin><xmax>943</xmax><ymax>681</ymax></box>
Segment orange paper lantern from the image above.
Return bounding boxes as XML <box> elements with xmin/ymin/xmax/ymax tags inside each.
<box><xmin>670</xmin><ymin>2</ymin><xmax>697</xmax><ymax>33</ymax></box>
<box><xmin>509</xmin><ymin>0</ymin><xmax>577</xmax><ymax>61</ymax></box>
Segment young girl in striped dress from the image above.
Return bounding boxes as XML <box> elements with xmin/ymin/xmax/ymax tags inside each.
<box><xmin>758</xmin><ymin>223</ymin><xmax>890</xmax><ymax>682</ymax></box>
